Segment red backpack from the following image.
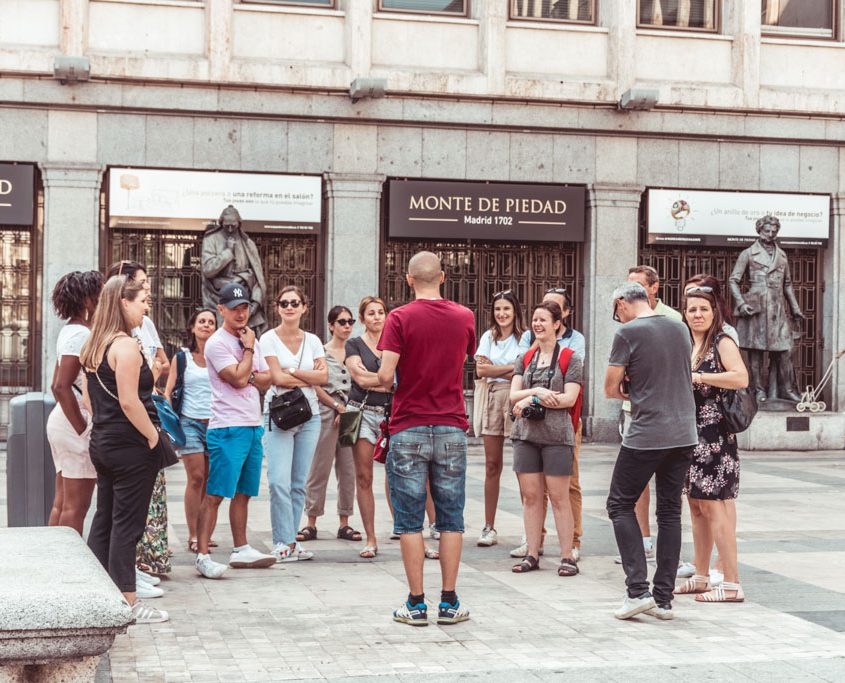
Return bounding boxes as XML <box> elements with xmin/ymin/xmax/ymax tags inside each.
<box><xmin>522</xmin><ymin>346</ymin><xmax>583</xmax><ymax>432</ymax></box>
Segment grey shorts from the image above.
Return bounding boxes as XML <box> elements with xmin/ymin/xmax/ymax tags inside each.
<box><xmin>357</xmin><ymin>408</ymin><xmax>383</xmax><ymax>445</ymax></box>
<box><xmin>512</xmin><ymin>439</ymin><xmax>575</xmax><ymax>477</ymax></box>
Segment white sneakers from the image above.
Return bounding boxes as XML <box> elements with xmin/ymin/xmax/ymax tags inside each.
<box><xmin>510</xmin><ymin>536</ymin><xmax>544</xmax><ymax>558</ymax></box>
<box><xmin>136</xmin><ymin>568</ymin><xmax>160</xmax><ymax>586</ymax></box>
<box><xmin>131</xmin><ymin>600</ymin><xmax>169</xmax><ymax>624</ymax></box>
<box><xmin>614</xmin><ymin>592</ymin><xmax>657</xmax><ymax>620</ymax></box>
<box><xmin>428</xmin><ymin>524</ymin><xmax>440</xmax><ymax>541</ymax></box>
<box><xmin>135</xmin><ymin>581</ymin><xmax>164</xmax><ymax>599</ymax></box>
<box><xmin>677</xmin><ymin>561</ymin><xmax>696</xmax><ymax>578</ymax></box>
<box><xmin>477</xmin><ymin>526</ymin><xmax>498</xmax><ymax>547</ymax></box>
<box><xmin>196</xmin><ymin>554</ymin><xmax>228</xmax><ymax>579</ymax></box>
<box><xmin>271</xmin><ymin>542</ymin><xmax>314</xmax><ymax>563</ymax></box>
<box><xmin>647</xmin><ymin>605</ymin><xmax>675</xmax><ymax>620</ymax></box>
<box><xmin>229</xmin><ymin>545</ymin><xmax>277</xmax><ymax>569</ymax></box>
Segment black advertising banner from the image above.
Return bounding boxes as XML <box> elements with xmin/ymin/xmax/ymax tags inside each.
<box><xmin>0</xmin><ymin>164</ymin><xmax>35</xmax><ymax>226</ymax></box>
<box><xmin>388</xmin><ymin>180</ymin><xmax>585</xmax><ymax>242</ymax></box>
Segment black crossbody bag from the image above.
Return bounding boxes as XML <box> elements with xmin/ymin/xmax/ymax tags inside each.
<box><xmin>268</xmin><ymin>341</ymin><xmax>312</xmax><ymax>431</ymax></box>
<box><xmin>712</xmin><ymin>338</ymin><xmax>758</xmax><ymax>434</ymax></box>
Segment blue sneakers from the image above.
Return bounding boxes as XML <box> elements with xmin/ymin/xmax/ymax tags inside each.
<box><xmin>393</xmin><ymin>600</ymin><xmax>428</xmax><ymax>626</ymax></box>
<box><xmin>437</xmin><ymin>600</ymin><xmax>470</xmax><ymax>625</ymax></box>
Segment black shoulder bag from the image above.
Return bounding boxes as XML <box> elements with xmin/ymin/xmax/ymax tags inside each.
<box><xmin>713</xmin><ymin>338</ymin><xmax>758</xmax><ymax>434</ymax></box>
<box><xmin>170</xmin><ymin>349</ymin><xmax>188</xmax><ymax>416</ymax></box>
<box><xmin>268</xmin><ymin>340</ymin><xmax>313</xmax><ymax>431</ymax></box>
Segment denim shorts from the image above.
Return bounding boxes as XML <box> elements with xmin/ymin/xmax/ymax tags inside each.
<box><xmin>386</xmin><ymin>425</ymin><xmax>467</xmax><ymax>535</ymax></box>
<box><xmin>176</xmin><ymin>416</ymin><xmax>209</xmax><ymax>456</ymax></box>
<box><xmin>206</xmin><ymin>426</ymin><xmax>264</xmax><ymax>499</ymax></box>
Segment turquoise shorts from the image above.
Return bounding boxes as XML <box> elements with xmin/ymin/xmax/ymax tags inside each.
<box><xmin>206</xmin><ymin>426</ymin><xmax>264</xmax><ymax>499</ymax></box>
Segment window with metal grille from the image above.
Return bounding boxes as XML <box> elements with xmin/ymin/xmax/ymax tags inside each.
<box><xmin>108</xmin><ymin>230</ymin><xmax>323</xmax><ymax>357</ymax></box>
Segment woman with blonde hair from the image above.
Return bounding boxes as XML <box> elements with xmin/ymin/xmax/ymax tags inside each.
<box><xmin>344</xmin><ymin>296</ymin><xmax>393</xmax><ymax>558</ymax></box>
<box><xmin>81</xmin><ymin>275</ymin><xmax>169</xmax><ymax>624</ymax></box>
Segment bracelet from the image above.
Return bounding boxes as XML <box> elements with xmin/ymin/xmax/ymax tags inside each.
<box><xmin>242</xmin><ymin>346</ymin><xmax>254</xmax><ymax>353</ymax></box>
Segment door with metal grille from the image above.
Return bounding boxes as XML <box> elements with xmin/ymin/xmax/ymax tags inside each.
<box><xmin>639</xmin><ymin>244</ymin><xmax>822</xmax><ymax>398</ymax></box>
<box><xmin>108</xmin><ymin>230</ymin><xmax>322</xmax><ymax>357</ymax></box>
<box><xmin>381</xmin><ymin>239</ymin><xmax>582</xmax><ymax>391</ymax></box>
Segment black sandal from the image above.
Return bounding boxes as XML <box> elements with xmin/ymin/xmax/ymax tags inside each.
<box><xmin>512</xmin><ymin>555</ymin><xmax>540</xmax><ymax>573</ymax></box>
<box><xmin>296</xmin><ymin>526</ymin><xmax>318</xmax><ymax>542</ymax></box>
<box><xmin>558</xmin><ymin>558</ymin><xmax>579</xmax><ymax>577</ymax></box>
<box><xmin>337</xmin><ymin>525</ymin><xmax>362</xmax><ymax>542</ymax></box>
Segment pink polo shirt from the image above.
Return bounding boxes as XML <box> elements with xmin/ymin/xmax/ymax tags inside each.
<box><xmin>204</xmin><ymin>327</ymin><xmax>268</xmax><ymax>429</ymax></box>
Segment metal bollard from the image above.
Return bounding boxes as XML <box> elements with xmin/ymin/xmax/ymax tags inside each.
<box><xmin>6</xmin><ymin>392</ymin><xmax>56</xmax><ymax>527</ymax></box>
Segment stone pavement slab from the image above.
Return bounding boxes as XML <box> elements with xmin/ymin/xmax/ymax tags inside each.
<box><xmin>3</xmin><ymin>444</ymin><xmax>845</xmax><ymax>681</ymax></box>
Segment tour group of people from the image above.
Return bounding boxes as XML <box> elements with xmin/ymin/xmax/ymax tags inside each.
<box><xmin>44</xmin><ymin>249</ymin><xmax>748</xmax><ymax>626</ymax></box>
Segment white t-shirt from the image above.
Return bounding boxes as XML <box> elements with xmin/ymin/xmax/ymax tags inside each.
<box><xmin>56</xmin><ymin>323</ymin><xmax>90</xmax><ymax>393</ymax></box>
<box><xmin>475</xmin><ymin>330</ymin><xmax>521</xmax><ymax>383</ymax></box>
<box><xmin>259</xmin><ymin>330</ymin><xmax>325</xmax><ymax>414</ymax></box>
<box><xmin>134</xmin><ymin>316</ymin><xmax>162</xmax><ymax>366</ymax></box>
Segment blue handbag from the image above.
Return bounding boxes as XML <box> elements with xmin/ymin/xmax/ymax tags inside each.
<box><xmin>152</xmin><ymin>393</ymin><xmax>187</xmax><ymax>448</ymax></box>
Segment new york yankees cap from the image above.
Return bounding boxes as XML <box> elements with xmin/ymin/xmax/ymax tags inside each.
<box><xmin>218</xmin><ymin>282</ymin><xmax>251</xmax><ymax>309</ymax></box>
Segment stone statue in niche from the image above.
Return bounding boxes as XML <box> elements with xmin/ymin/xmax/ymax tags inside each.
<box><xmin>728</xmin><ymin>214</ymin><xmax>804</xmax><ymax>406</ymax></box>
<box><xmin>201</xmin><ymin>205</ymin><xmax>268</xmax><ymax>335</ymax></box>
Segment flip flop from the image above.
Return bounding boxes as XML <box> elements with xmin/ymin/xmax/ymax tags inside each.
<box><xmin>296</xmin><ymin>526</ymin><xmax>318</xmax><ymax>542</ymax></box>
<box><xmin>337</xmin><ymin>526</ymin><xmax>362</xmax><ymax>541</ymax></box>
<box><xmin>359</xmin><ymin>545</ymin><xmax>378</xmax><ymax>559</ymax></box>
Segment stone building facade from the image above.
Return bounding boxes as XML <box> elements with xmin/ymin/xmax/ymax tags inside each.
<box><xmin>1</xmin><ymin>0</ymin><xmax>844</xmax><ymax>442</ymax></box>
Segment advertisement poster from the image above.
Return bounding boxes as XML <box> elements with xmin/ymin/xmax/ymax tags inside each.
<box><xmin>108</xmin><ymin>168</ymin><xmax>322</xmax><ymax>233</ymax></box>
<box><xmin>646</xmin><ymin>189</ymin><xmax>830</xmax><ymax>247</ymax></box>
<box><xmin>389</xmin><ymin>179</ymin><xmax>586</xmax><ymax>242</ymax></box>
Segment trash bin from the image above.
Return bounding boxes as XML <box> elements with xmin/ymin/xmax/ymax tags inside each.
<box><xmin>6</xmin><ymin>392</ymin><xmax>56</xmax><ymax>527</ymax></box>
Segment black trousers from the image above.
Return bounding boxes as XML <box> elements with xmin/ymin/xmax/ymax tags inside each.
<box><xmin>606</xmin><ymin>444</ymin><xmax>693</xmax><ymax>606</ymax></box>
<box><xmin>88</xmin><ymin>431</ymin><xmax>159</xmax><ymax>593</ymax></box>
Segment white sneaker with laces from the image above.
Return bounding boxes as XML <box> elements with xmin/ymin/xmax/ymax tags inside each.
<box><xmin>273</xmin><ymin>543</ymin><xmax>313</xmax><ymax>563</ymax></box>
<box><xmin>709</xmin><ymin>569</ymin><xmax>724</xmax><ymax>586</ymax></box>
<box><xmin>614</xmin><ymin>592</ymin><xmax>657</xmax><ymax>620</ymax></box>
<box><xmin>428</xmin><ymin>524</ymin><xmax>440</xmax><ymax>541</ymax></box>
<box><xmin>647</xmin><ymin>605</ymin><xmax>675</xmax><ymax>621</ymax></box>
<box><xmin>196</xmin><ymin>554</ymin><xmax>228</xmax><ymax>579</ymax></box>
<box><xmin>510</xmin><ymin>537</ymin><xmax>544</xmax><ymax>558</ymax></box>
<box><xmin>229</xmin><ymin>545</ymin><xmax>276</xmax><ymax>569</ymax></box>
<box><xmin>477</xmin><ymin>526</ymin><xmax>497</xmax><ymax>547</ymax></box>
<box><xmin>131</xmin><ymin>600</ymin><xmax>169</xmax><ymax>624</ymax></box>
<box><xmin>677</xmin><ymin>561</ymin><xmax>696</xmax><ymax>578</ymax></box>
<box><xmin>135</xmin><ymin>582</ymin><xmax>163</xmax><ymax>599</ymax></box>
<box><xmin>136</xmin><ymin>568</ymin><xmax>160</xmax><ymax>586</ymax></box>
<box><xmin>294</xmin><ymin>542</ymin><xmax>314</xmax><ymax>561</ymax></box>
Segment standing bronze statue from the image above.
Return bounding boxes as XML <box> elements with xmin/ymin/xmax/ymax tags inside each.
<box><xmin>201</xmin><ymin>205</ymin><xmax>268</xmax><ymax>335</ymax></box>
<box><xmin>729</xmin><ymin>215</ymin><xmax>803</xmax><ymax>404</ymax></box>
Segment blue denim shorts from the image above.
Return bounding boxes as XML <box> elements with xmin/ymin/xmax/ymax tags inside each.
<box><xmin>176</xmin><ymin>416</ymin><xmax>209</xmax><ymax>457</ymax></box>
<box><xmin>206</xmin><ymin>426</ymin><xmax>264</xmax><ymax>499</ymax></box>
<box><xmin>386</xmin><ymin>425</ymin><xmax>467</xmax><ymax>535</ymax></box>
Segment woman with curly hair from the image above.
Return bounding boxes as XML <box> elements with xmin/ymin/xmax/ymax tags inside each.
<box><xmin>47</xmin><ymin>270</ymin><xmax>105</xmax><ymax>534</ymax></box>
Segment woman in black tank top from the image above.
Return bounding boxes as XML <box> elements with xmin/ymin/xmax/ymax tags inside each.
<box><xmin>79</xmin><ymin>275</ymin><xmax>169</xmax><ymax>624</ymax></box>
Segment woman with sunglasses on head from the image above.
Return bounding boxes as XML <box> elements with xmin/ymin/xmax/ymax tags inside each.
<box><xmin>296</xmin><ymin>306</ymin><xmax>361</xmax><ymax>544</ymax></box>
<box><xmin>47</xmin><ymin>270</ymin><xmax>104</xmax><ymax>535</ymax></box>
<box><xmin>164</xmin><ymin>309</ymin><xmax>218</xmax><ymax>554</ymax></box>
<box><xmin>675</xmin><ymin>286</ymin><xmax>749</xmax><ymax>604</ymax></box>
<box><xmin>260</xmin><ymin>286</ymin><xmax>328</xmax><ymax>562</ymax></box>
<box><xmin>106</xmin><ymin>260</ymin><xmax>172</xmax><ymax>583</ymax></box>
<box><xmin>474</xmin><ymin>290</ymin><xmax>525</xmax><ymax>547</ymax></box>
<box><xmin>510</xmin><ymin>301</ymin><xmax>583</xmax><ymax>578</ymax></box>
<box><xmin>684</xmin><ymin>275</ymin><xmax>739</xmax><ymax>346</ymax></box>
<box><xmin>80</xmin><ymin>275</ymin><xmax>168</xmax><ymax>623</ymax></box>
<box><xmin>344</xmin><ymin>296</ymin><xmax>393</xmax><ymax>559</ymax></box>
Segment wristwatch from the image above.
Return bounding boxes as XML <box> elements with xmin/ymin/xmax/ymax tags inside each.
<box><xmin>332</xmin><ymin>401</ymin><xmax>340</xmax><ymax>410</ymax></box>
<box><xmin>247</xmin><ymin>372</ymin><xmax>256</xmax><ymax>385</ymax></box>
<box><xmin>242</xmin><ymin>346</ymin><xmax>254</xmax><ymax>354</ymax></box>
<box><xmin>289</xmin><ymin>367</ymin><xmax>297</xmax><ymax>376</ymax></box>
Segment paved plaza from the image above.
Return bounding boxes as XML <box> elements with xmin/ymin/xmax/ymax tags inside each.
<box><xmin>3</xmin><ymin>443</ymin><xmax>845</xmax><ymax>682</ymax></box>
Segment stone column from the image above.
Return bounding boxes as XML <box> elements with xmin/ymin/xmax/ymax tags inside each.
<box><xmin>323</xmin><ymin>173</ymin><xmax>385</xmax><ymax>319</ymax></box>
<box><xmin>479</xmin><ymin>0</ymin><xmax>506</xmax><ymax>95</ymax></box>
<box><xmin>207</xmin><ymin>0</ymin><xmax>234</xmax><ymax>82</ymax></box>
<box><xmin>582</xmin><ymin>183</ymin><xmax>643</xmax><ymax>441</ymax></box>
<box><xmin>344</xmin><ymin>0</ymin><xmax>373</xmax><ymax>77</ymax></box>
<box><xmin>60</xmin><ymin>0</ymin><xmax>89</xmax><ymax>56</ymax></box>
<box><xmin>38</xmin><ymin>162</ymin><xmax>103</xmax><ymax>390</ymax></box>
<box><xmin>825</xmin><ymin>193</ymin><xmax>845</xmax><ymax>411</ymax></box>
<box><xmin>727</xmin><ymin>0</ymin><xmax>761</xmax><ymax>108</ymax></box>
<box><xmin>605</xmin><ymin>0</ymin><xmax>637</xmax><ymax>98</ymax></box>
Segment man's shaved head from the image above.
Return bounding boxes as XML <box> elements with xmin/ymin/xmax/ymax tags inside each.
<box><xmin>407</xmin><ymin>251</ymin><xmax>442</xmax><ymax>286</ymax></box>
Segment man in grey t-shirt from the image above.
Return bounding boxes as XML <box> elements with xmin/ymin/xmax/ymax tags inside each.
<box><xmin>604</xmin><ymin>282</ymin><xmax>697</xmax><ymax>621</ymax></box>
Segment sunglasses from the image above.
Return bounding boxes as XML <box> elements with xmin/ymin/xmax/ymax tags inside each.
<box><xmin>685</xmin><ymin>285</ymin><xmax>714</xmax><ymax>295</ymax></box>
<box><xmin>493</xmin><ymin>289</ymin><xmax>513</xmax><ymax>299</ymax></box>
<box><xmin>612</xmin><ymin>299</ymin><xmax>622</xmax><ymax>323</ymax></box>
<box><xmin>277</xmin><ymin>299</ymin><xmax>302</xmax><ymax>309</ymax></box>
<box><xmin>546</xmin><ymin>287</ymin><xmax>568</xmax><ymax>295</ymax></box>
<box><xmin>334</xmin><ymin>318</ymin><xmax>355</xmax><ymax>327</ymax></box>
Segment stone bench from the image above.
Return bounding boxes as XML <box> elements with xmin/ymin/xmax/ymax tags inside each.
<box><xmin>0</xmin><ymin>527</ymin><xmax>133</xmax><ymax>682</ymax></box>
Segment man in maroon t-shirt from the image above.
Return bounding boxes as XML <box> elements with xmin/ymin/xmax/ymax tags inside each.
<box><xmin>378</xmin><ymin>251</ymin><xmax>476</xmax><ymax>627</ymax></box>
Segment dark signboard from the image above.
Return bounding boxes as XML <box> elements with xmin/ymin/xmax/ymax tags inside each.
<box><xmin>0</xmin><ymin>164</ymin><xmax>35</xmax><ymax>226</ymax></box>
<box><xmin>388</xmin><ymin>179</ymin><xmax>585</xmax><ymax>242</ymax></box>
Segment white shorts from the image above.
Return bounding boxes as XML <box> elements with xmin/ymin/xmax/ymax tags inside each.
<box><xmin>47</xmin><ymin>404</ymin><xmax>96</xmax><ymax>479</ymax></box>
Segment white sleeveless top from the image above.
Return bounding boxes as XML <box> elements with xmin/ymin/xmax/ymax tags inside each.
<box><xmin>181</xmin><ymin>348</ymin><xmax>213</xmax><ymax>420</ymax></box>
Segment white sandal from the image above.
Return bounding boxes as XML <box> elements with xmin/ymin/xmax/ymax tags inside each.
<box><xmin>695</xmin><ymin>581</ymin><xmax>745</xmax><ymax>603</ymax></box>
<box><xmin>674</xmin><ymin>575</ymin><xmax>711</xmax><ymax>594</ymax></box>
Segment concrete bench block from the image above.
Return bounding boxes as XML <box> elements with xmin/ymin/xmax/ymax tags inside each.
<box><xmin>0</xmin><ymin>526</ymin><xmax>133</xmax><ymax>677</ymax></box>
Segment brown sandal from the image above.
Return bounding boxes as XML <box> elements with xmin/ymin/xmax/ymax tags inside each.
<box><xmin>296</xmin><ymin>526</ymin><xmax>318</xmax><ymax>542</ymax></box>
<box><xmin>512</xmin><ymin>555</ymin><xmax>540</xmax><ymax>573</ymax></box>
<box><xmin>558</xmin><ymin>558</ymin><xmax>579</xmax><ymax>577</ymax></box>
<box><xmin>337</xmin><ymin>525</ymin><xmax>362</xmax><ymax>541</ymax></box>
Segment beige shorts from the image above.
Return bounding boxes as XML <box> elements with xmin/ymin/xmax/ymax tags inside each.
<box><xmin>47</xmin><ymin>404</ymin><xmax>96</xmax><ymax>479</ymax></box>
<box><xmin>481</xmin><ymin>381</ymin><xmax>513</xmax><ymax>437</ymax></box>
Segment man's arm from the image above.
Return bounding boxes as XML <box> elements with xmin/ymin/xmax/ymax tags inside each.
<box><xmin>377</xmin><ymin>350</ymin><xmax>399</xmax><ymax>391</ymax></box>
<box><xmin>605</xmin><ymin>365</ymin><xmax>628</xmax><ymax>400</ymax></box>
<box><xmin>201</xmin><ymin>233</ymin><xmax>235</xmax><ymax>279</ymax></box>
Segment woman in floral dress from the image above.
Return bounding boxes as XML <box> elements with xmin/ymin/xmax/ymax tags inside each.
<box><xmin>675</xmin><ymin>286</ymin><xmax>749</xmax><ymax>603</ymax></box>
